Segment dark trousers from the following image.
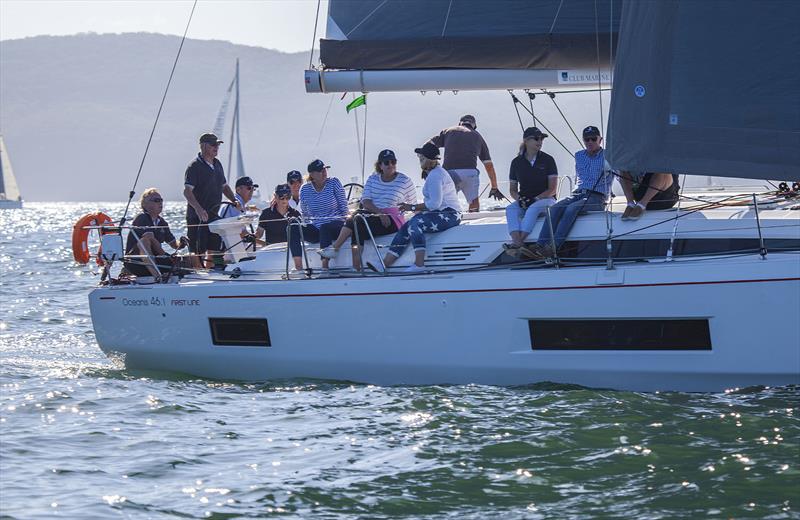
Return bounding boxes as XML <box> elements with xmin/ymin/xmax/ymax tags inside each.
<box><xmin>344</xmin><ymin>210</ymin><xmax>398</xmax><ymax>245</ymax></box>
<box><xmin>187</xmin><ymin>215</ymin><xmax>221</xmax><ymax>254</ymax></box>
<box><xmin>288</xmin><ymin>221</ymin><xmax>344</xmax><ymax>258</ymax></box>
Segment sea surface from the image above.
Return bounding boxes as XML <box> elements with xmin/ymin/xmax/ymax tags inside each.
<box><xmin>0</xmin><ymin>202</ymin><xmax>798</xmax><ymax>519</ymax></box>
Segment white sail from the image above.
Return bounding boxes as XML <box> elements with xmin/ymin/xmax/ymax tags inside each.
<box><xmin>0</xmin><ymin>135</ymin><xmax>23</xmax><ymax>208</ymax></box>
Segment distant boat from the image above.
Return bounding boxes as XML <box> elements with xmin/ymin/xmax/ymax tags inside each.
<box><xmin>0</xmin><ymin>135</ymin><xmax>23</xmax><ymax>209</ymax></box>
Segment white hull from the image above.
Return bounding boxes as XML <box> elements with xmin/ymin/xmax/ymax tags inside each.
<box><xmin>0</xmin><ymin>199</ymin><xmax>23</xmax><ymax>209</ymax></box>
<box><xmin>89</xmin><ymin>252</ymin><xmax>800</xmax><ymax>392</ymax></box>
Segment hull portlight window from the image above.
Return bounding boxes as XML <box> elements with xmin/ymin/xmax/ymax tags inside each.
<box><xmin>529</xmin><ymin>319</ymin><xmax>711</xmax><ymax>350</ymax></box>
<box><xmin>209</xmin><ymin>318</ymin><xmax>271</xmax><ymax>347</ymax></box>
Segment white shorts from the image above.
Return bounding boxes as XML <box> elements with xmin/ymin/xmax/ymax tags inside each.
<box><xmin>447</xmin><ymin>169</ymin><xmax>480</xmax><ymax>202</ymax></box>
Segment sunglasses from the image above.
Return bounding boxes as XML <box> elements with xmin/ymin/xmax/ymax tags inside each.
<box><xmin>243</xmin><ymin>186</ymin><xmax>254</xmax><ymax>191</ymax></box>
<box><xmin>381</xmin><ymin>160</ymin><xmax>397</xmax><ymax>166</ymax></box>
<box><xmin>526</xmin><ymin>136</ymin><xmax>543</xmax><ymax>142</ymax></box>
<box><xmin>583</xmin><ymin>136</ymin><xmax>599</xmax><ymax>142</ymax></box>
<box><xmin>277</xmin><ymin>195</ymin><xmax>290</xmax><ymax>200</ymax></box>
<box><xmin>148</xmin><ymin>197</ymin><xmax>163</xmax><ymax>203</ymax></box>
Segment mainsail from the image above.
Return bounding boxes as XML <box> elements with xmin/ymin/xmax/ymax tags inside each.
<box><xmin>0</xmin><ymin>135</ymin><xmax>22</xmax><ymax>202</ymax></box>
<box><xmin>214</xmin><ymin>60</ymin><xmax>246</xmax><ymax>183</ymax></box>
<box><xmin>606</xmin><ymin>0</ymin><xmax>800</xmax><ymax>181</ymax></box>
<box><xmin>307</xmin><ymin>0</ymin><xmax>620</xmax><ymax>93</ymax></box>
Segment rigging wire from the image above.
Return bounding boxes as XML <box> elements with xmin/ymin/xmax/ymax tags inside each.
<box><xmin>509</xmin><ymin>92</ymin><xmax>574</xmax><ymax>157</ymax></box>
<box><xmin>361</xmin><ymin>98</ymin><xmax>368</xmax><ymax>184</ymax></box>
<box><xmin>308</xmin><ymin>0</ymin><xmax>322</xmax><ymax>69</ymax></box>
<box><xmin>312</xmin><ymin>94</ymin><xmax>336</xmax><ymax>152</ymax></box>
<box><xmin>509</xmin><ymin>91</ymin><xmax>525</xmax><ymax>131</ymax></box>
<box><xmin>119</xmin><ymin>0</ymin><xmax>197</xmax><ymax>228</ymax></box>
<box><xmin>548</xmin><ymin>0</ymin><xmax>565</xmax><ymax>34</ymax></box>
<box><xmin>352</xmin><ymin>93</ymin><xmax>364</xmax><ymax>176</ymax></box>
<box><xmin>594</xmin><ymin>0</ymin><xmax>605</xmax><ymax>134</ymax></box>
<box><xmin>544</xmin><ymin>91</ymin><xmax>583</xmax><ymax>147</ymax></box>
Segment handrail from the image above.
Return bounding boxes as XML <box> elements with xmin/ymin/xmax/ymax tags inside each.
<box><xmin>351</xmin><ymin>213</ymin><xmax>387</xmax><ymax>274</ymax></box>
<box><xmin>284</xmin><ymin>218</ymin><xmax>312</xmax><ymax>278</ymax></box>
<box><xmin>753</xmin><ymin>194</ymin><xmax>768</xmax><ymax>260</ymax></box>
<box><xmin>557</xmin><ymin>176</ymin><xmax>574</xmax><ymax>198</ymax></box>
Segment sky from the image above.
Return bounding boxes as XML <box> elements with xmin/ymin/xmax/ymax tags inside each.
<box><xmin>0</xmin><ymin>0</ymin><xmax>328</xmax><ymax>53</ymax></box>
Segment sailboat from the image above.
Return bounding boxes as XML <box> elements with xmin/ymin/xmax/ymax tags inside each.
<box><xmin>0</xmin><ymin>135</ymin><xmax>23</xmax><ymax>209</ymax></box>
<box><xmin>86</xmin><ymin>0</ymin><xmax>800</xmax><ymax>391</ymax></box>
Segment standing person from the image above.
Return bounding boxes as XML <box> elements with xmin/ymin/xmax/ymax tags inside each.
<box><xmin>382</xmin><ymin>143</ymin><xmax>461</xmax><ymax>273</ymax></box>
<box><xmin>183</xmin><ymin>133</ymin><xmax>240</xmax><ymax>268</ymax></box>
<box><xmin>288</xmin><ymin>159</ymin><xmax>348</xmax><ymax>270</ymax></box>
<box><xmin>530</xmin><ymin>126</ymin><xmax>613</xmax><ymax>260</ymax></box>
<box><xmin>320</xmin><ymin>149</ymin><xmax>417</xmax><ymax>270</ymax></box>
<box><xmin>124</xmin><ymin>188</ymin><xmax>188</xmax><ymax>279</ymax></box>
<box><xmin>618</xmin><ymin>171</ymin><xmax>680</xmax><ymax>220</ymax></box>
<box><xmin>505</xmin><ymin>127</ymin><xmax>558</xmax><ymax>252</ymax></box>
<box><xmin>255</xmin><ymin>184</ymin><xmax>301</xmax><ymax>245</ymax></box>
<box><xmin>428</xmin><ymin>114</ymin><xmax>504</xmax><ymax>212</ymax></box>
<box><xmin>286</xmin><ymin>170</ymin><xmax>303</xmax><ymax>213</ymax></box>
<box><xmin>218</xmin><ymin>176</ymin><xmax>258</xmax><ymax>219</ymax></box>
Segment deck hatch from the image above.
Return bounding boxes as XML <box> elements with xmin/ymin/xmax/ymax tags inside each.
<box><xmin>209</xmin><ymin>318</ymin><xmax>271</xmax><ymax>347</ymax></box>
<box><xmin>528</xmin><ymin>319</ymin><xmax>711</xmax><ymax>350</ymax></box>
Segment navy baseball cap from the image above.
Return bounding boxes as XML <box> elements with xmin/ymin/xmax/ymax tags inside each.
<box><xmin>235</xmin><ymin>176</ymin><xmax>258</xmax><ymax>188</ymax></box>
<box><xmin>307</xmin><ymin>159</ymin><xmax>330</xmax><ymax>173</ymax></box>
<box><xmin>459</xmin><ymin>114</ymin><xmax>477</xmax><ymax>129</ymax></box>
<box><xmin>378</xmin><ymin>149</ymin><xmax>397</xmax><ymax>162</ymax></box>
<box><xmin>414</xmin><ymin>142</ymin><xmax>440</xmax><ymax>160</ymax></box>
<box><xmin>274</xmin><ymin>183</ymin><xmax>292</xmax><ymax>198</ymax></box>
<box><xmin>582</xmin><ymin>126</ymin><xmax>601</xmax><ymax>137</ymax></box>
<box><xmin>199</xmin><ymin>132</ymin><xmax>223</xmax><ymax>145</ymax></box>
<box><xmin>286</xmin><ymin>170</ymin><xmax>303</xmax><ymax>183</ymax></box>
<box><xmin>523</xmin><ymin>127</ymin><xmax>548</xmax><ymax>140</ymax></box>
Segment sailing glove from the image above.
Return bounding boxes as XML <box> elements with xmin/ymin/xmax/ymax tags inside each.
<box><xmin>489</xmin><ymin>187</ymin><xmax>505</xmax><ymax>201</ymax></box>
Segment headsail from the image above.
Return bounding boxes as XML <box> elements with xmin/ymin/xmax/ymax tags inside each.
<box><xmin>0</xmin><ymin>135</ymin><xmax>22</xmax><ymax>202</ymax></box>
<box><xmin>213</xmin><ymin>60</ymin><xmax>246</xmax><ymax>183</ymax></box>
<box><xmin>606</xmin><ymin>0</ymin><xmax>800</xmax><ymax>181</ymax></box>
<box><xmin>307</xmin><ymin>0</ymin><xmax>619</xmax><ymax>93</ymax></box>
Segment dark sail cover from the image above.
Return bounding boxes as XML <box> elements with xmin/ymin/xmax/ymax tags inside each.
<box><xmin>320</xmin><ymin>0</ymin><xmax>619</xmax><ymax>70</ymax></box>
<box><xmin>607</xmin><ymin>0</ymin><xmax>800</xmax><ymax>181</ymax></box>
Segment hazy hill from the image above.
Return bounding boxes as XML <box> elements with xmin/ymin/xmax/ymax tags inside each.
<box><xmin>1</xmin><ymin>33</ymin><xmax>608</xmax><ymax>202</ymax></box>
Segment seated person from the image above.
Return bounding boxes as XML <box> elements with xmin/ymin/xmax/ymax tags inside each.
<box><xmin>505</xmin><ymin>127</ymin><xmax>558</xmax><ymax>254</ymax></box>
<box><xmin>529</xmin><ymin>126</ymin><xmax>613</xmax><ymax>260</ymax></box>
<box><xmin>319</xmin><ymin>149</ymin><xmax>416</xmax><ymax>270</ymax></box>
<box><xmin>382</xmin><ymin>142</ymin><xmax>461</xmax><ymax>273</ymax></box>
<box><xmin>618</xmin><ymin>172</ymin><xmax>680</xmax><ymax>220</ymax></box>
<box><xmin>255</xmin><ymin>184</ymin><xmax>301</xmax><ymax>245</ymax></box>
<box><xmin>124</xmin><ymin>188</ymin><xmax>188</xmax><ymax>278</ymax></box>
<box><xmin>289</xmin><ymin>159</ymin><xmax>348</xmax><ymax>270</ymax></box>
<box><xmin>219</xmin><ymin>176</ymin><xmax>258</xmax><ymax>219</ymax></box>
<box><xmin>286</xmin><ymin>170</ymin><xmax>303</xmax><ymax>213</ymax></box>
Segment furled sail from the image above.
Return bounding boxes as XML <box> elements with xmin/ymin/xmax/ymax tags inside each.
<box><xmin>0</xmin><ymin>135</ymin><xmax>22</xmax><ymax>202</ymax></box>
<box><xmin>308</xmin><ymin>0</ymin><xmax>619</xmax><ymax>93</ymax></box>
<box><xmin>606</xmin><ymin>0</ymin><xmax>800</xmax><ymax>181</ymax></box>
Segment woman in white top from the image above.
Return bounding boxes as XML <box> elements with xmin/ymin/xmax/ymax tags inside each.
<box><xmin>382</xmin><ymin>142</ymin><xmax>461</xmax><ymax>273</ymax></box>
<box><xmin>320</xmin><ymin>149</ymin><xmax>416</xmax><ymax>270</ymax></box>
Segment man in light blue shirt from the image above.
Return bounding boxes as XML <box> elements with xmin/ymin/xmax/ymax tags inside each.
<box><xmin>219</xmin><ymin>176</ymin><xmax>258</xmax><ymax>219</ymax></box>
<box><xmin>530</xmin><ymin>126</ymin><xmax>611</xmax><ymax>259</ymax></box>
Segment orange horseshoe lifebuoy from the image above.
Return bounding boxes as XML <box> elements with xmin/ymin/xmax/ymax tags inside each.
<box><xmin>72</xmin><ymin>212</ymin><xmax>114</xmax><ymax>265</ymax></box>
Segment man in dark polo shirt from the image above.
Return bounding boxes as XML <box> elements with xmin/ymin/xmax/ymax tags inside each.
<box><xmin>428</xmin><ymin>114</ymin><xmax>504</xmax><ymax>212</ymax></box>
<box><xmin>183</xmin><ymin>132</ymin><xmax>240</xmax><ymax>268</ymax></box>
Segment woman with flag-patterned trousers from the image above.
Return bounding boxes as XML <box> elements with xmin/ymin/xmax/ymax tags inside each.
<box><xmin>387</xmin><ymin>209</ymin><xmax>460</xmax><ymax>258</ymax></box>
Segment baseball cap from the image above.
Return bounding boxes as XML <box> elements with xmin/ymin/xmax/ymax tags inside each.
<box><xmin>523</xmin><ymin>127</ymin><xmax>548</xmax><ymax>140</ymax></box>
<box><xmin>582</xmin><ymin>126</ymin><xmax>601</xmax><ymax>138</ymax></box>
<box><xmin>286</xmin><ymin>170</ymin><xmax>303</xmax><ymax>183</ymax></box>
<box><xmin>274</xmin><ymin>183</ymin><xmax>292</xmax><ymax>198</ymax></box>
<box><xmin>414</xmin><ymin>142</ymin><xmax>440</xmax><ymax>160</ymax></box>
<box><xmin>307</xmin><ymin>159</ymin><xmax>330</xmax><ymax>173</ymax></box>
<box><xmin>459</xmin><ymin>114</ymin><xmax>477</xmax><ymax>129</ymax></box>
<box><xmin>378</xmin><ymin>149</ymin><xmax>397</xmax><ymax>162</ymax></box>
<box><xmin>235</xmin><ymin>176</ymin><xmax>258</xmax><ymax>188</ymax></box>
<box><xmin>199</xmin><ymin>133</ymin><xmax>224</xmax><ymax>145</ymax></box>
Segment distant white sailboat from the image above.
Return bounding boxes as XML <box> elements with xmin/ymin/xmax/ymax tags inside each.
<box><xmin>0</xmin><ymin>135</ymin><xmax>23</xmax><ymax>209</ymax></box>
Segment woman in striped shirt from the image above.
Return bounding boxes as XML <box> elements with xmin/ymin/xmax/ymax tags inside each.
<box><xmin>319</xmin><ymin>149</ymin><xmax>417</xmax><ymax>270</ymax></box>
<box><xmin>291</xmin><ymin>159</ymin><xmax>348</xmax><ymax>270</ymax></box>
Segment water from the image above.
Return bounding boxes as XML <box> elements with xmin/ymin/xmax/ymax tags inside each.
<box><xmin>1</xmin><ymin>203</ymin><xmax>798</xmax><ymax>519</ymax></box>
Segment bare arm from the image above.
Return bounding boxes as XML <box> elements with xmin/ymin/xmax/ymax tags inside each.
<box><xmin>537</xmin><ymin>176</ymin><xmax>558</xmax><ymax>200</ymax></box>
<box><xmin>183</xmin><ymin>185</ymin><xmax>208</xmax><ymax>222</ymax></box>
<box><xmin>509</xmin><ymin>181</ymin><xmax>519</xmax><ymax>201</ymax></box>
<box><xmin>483</xmin><ymin>160</ymin><xmax>499</xmax><ymax>189</ymax></box>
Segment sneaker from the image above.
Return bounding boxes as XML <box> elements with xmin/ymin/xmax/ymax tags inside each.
<box><xmin>627</xmin><ymin>204</ymin><xmax>646</xmax><ymax>220</ymax></box>
<box><xmin>403</xmin><ymin>264</ymin><xmax>426</xmax><ymax>273</ymax></box>
<box><xmin>318</xmin><ymin>246</ymin><xmax>338</xmax><ymax>259</ymax></box>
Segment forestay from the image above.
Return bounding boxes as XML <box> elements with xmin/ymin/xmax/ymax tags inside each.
<box><xmin>606</xmin><ymin>0</ymin><xmax>800</xmax><ymax>181</ymax></box>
